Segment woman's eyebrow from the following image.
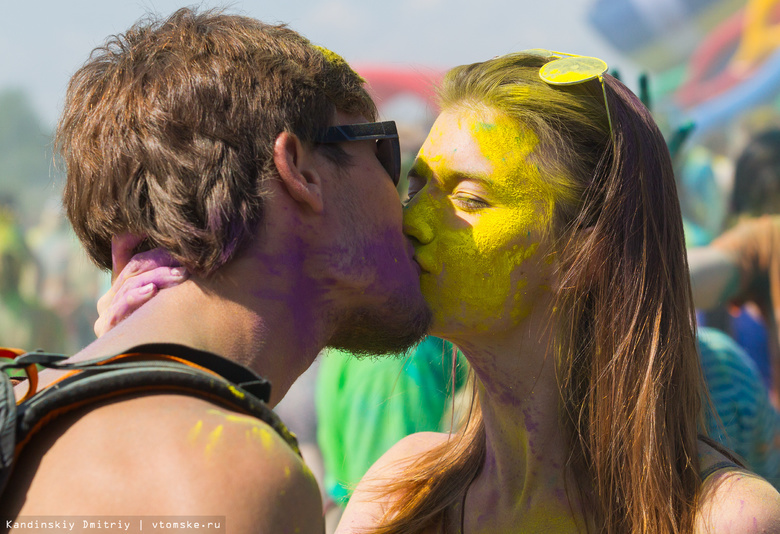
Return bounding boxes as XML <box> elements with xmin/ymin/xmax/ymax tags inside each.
<box><xmin>411</xmin><ymin>158</ymin><xmax>491</xmax><ymax>183</ymax></box>
<box><xmin>439</xmin><ymin>170</ymin><xmax>496</xmax><ymax>197</ymax></box>
<box><xmin>455</xmin><ymin>172</ymin><xmax>492</xmax><ymax>186</ymax></box>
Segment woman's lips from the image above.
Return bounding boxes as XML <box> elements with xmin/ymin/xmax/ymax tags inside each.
<box><xmin>412</xmin><ymin>257</ymin><xmax>423</xmax><ymax>275</ymax></box>
<box><xmin>412</xmin><ymin>256</ymin><xmax>430</xmax><ymax>274</ymax></box>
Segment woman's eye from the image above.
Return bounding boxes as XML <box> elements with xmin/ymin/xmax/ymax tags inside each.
<box><xmin>452</xmin><ymin>193</ymin><xmax>489</xmax><ymax>210</ymax></box>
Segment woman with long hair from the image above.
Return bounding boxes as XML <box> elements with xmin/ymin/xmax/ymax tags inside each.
<box><xmin>334</xmin><ymin>51</ymin><xmax>780</xmax><ymax>533</ymax></box>
<box><xmin>97</xmin><ymin>50</ymin><xmax>780</xmax><ymax>532</ymax></box>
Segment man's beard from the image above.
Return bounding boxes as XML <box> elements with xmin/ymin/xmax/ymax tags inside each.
<box><xmin>327</xmin><ymin>295</ymin><xmax>432</xmax><ymax>356</ymax></box>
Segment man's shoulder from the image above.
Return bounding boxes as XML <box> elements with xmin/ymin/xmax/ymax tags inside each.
<box><xmin>8</xmin><ymin>394</ymin><xmax>323</xmax><ymax>531</ymax></box>
<box><xmin>33</xmin><ymin>393</ymin><xmax>305</xmax><ymax>487</ymax></box>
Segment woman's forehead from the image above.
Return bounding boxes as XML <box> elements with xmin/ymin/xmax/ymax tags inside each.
<box><xmin>425</xmin><ymin>107</ymin><xmax>534</xmax><ymax>150</ymax></box>
<box><xmin>419</xmin><ymin>108</ymin><xmax>539</xmax><ymax>184</ymax></box>
<box><xmin>415</xmin><ymin>110</ymin><xmax>489</xmax><ymax>175</ymax></box>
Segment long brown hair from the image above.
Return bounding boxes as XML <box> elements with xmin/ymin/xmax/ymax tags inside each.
<box><xmin>368</xmin><ymin>52</ymin><xmax>703</xmax><ymax>534</ymax></box>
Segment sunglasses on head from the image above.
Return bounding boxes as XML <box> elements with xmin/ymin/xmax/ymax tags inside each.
<box><xmin>523</xmin><ymin>49</ymin><xmax>614</xmax><ymax>140</ymax></box>
<box><xmin>315</xmin><ymin>120</ymin><xmax>402</xmax><ymax>186</ymax></box>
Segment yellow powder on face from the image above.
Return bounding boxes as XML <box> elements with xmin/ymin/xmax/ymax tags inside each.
<box><xmin>470</xmin><ymin>113</ymin><xmax>557</xmax><ymax>228</ymax></box>
<box><xmin>405</xmin><ymin>108</ymin><xmax>561</xmax><ymax>333</ymax></box>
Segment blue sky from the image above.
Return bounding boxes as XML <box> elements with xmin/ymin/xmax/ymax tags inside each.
<box><xmin>0</xmin><ymin>0</ymin><xmax>634</xmax><ymax>127</ymax></box>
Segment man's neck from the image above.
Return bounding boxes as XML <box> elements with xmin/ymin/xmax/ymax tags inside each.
<box><xmin>40</xmin><ymin>272</ymin><xmax>328</xmax><ymax>407</ymax></box>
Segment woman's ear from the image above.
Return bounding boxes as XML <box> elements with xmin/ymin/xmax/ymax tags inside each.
<box><xmin>273</xmin><ymin>132</ymin><xmax>324</xmax><ymax>214</ymax></box>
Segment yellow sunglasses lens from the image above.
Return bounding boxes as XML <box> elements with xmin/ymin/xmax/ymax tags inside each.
<box><xmin>539</xmin><ymin>56</ymin><xmax>608</xmax><ymax>85</ymax></box>
<box><xmin>534</xmin><ymin>53</ymin><xmax>614</xmax><ymax>139</ymax></box>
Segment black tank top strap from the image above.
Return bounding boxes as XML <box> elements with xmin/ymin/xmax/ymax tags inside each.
<box><xmin>700</xmin><ymin>460</ymin><xmax>741</xmax><ymax>481</ymax></box>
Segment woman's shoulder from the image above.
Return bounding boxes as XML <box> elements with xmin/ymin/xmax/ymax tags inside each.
<box><xmin>335</xmin><ymin>431</ymin><xmax>450</xmax><ymax>533</ymax></box>
<box><xmin>381</xmin><ymin>431</ymin><xmax>452</xmax><ymax>461</ymax></box>
<box><xmin>695</xmin><ymin>441</ymin><xmax>780</xmax><ymax>533</ymax></box>
<box><xmin>357</xmin><ymin>431</ymin><xmax>452</xmax><ymax>483</ymax></box>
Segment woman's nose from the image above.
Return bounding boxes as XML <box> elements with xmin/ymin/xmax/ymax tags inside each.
<box><xmin>402</xmin><ymin>195</ymin><xmax>435</xmax><ymax>245</ymax></box>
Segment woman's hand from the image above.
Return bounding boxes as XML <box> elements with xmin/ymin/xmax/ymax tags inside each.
<box><xmin>94</xmin><ymin>234</ymin><xmax>189</xmax><ymax>337</ymax></box>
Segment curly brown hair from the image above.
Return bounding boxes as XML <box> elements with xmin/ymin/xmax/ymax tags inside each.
<box><xmin>57</xmin><ymin>7</ymin><xmax>376</xmax><ymax>274</ymax></box>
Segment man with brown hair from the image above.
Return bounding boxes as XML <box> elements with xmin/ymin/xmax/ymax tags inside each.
<box><xmin>1</xmin><ymin>8</ymin><xmax>430</xmax><ymax>532</ymax></box>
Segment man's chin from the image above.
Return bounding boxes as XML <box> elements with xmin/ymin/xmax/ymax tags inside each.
<box><xmin>328</xmin><ymin>300</ymin><xmax>432</xmax><ymax>357</ymax></box>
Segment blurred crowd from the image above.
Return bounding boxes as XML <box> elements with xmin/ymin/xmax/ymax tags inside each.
<box><xmin>0</xmin><ymin>197</ymin><xmax>103</xmax><ymax>355</ymax></box>
<box><xmin>0</xmin><ymin>88</ymin><xmax>105</xmax><ymax>356</ymax></box>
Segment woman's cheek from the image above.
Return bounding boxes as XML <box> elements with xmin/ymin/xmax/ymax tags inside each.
<box><xmin>425</xmin><ymin>222</ymin><xmax>542</xmax><ymax>332</ymax></box>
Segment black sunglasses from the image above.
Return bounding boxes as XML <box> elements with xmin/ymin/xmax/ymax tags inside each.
<box><xmin>315</xmin><ymin>121</ymin><xmax>401</xmax><ymax>186</ymax></box>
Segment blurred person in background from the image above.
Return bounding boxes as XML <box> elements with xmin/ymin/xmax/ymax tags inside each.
<box><xmin>690</xmin><ymin>129</ymin><xmax>780</xmax><ymax>404</ymax></box>
<box><xmin>668</xmin><ymin>130</ymin><xmax>780</xmax><ymax>491</ymax></box>
<box><xmin>26</xmin><ymin>198</ymin><xmax>104</xmax><ymax>352</ymax></box>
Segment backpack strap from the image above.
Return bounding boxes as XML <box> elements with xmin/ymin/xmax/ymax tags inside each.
<box><xmin>0</xmin><ymin>362</ymin><xmax>17</xmax><ymax>493</ymax></box>
<box><xmin>0</xmin><ymin>344</ymin><xmax>299</xmax><ymax>495</ymax></box>
<box><xmin>22</xmin><ymin>343</ymin><xmax>273</xmax><ymax>402</ymax></box>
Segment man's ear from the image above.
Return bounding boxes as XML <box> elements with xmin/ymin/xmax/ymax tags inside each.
<box><xmin>111</xmin><ymin>233</ymin><xmax>147</xmax><ymax>282</ymax></box>
<box><xmin>273</xmin><ymin>132</ymin><xmax>324</xmax><ymax>214</ymax></box>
